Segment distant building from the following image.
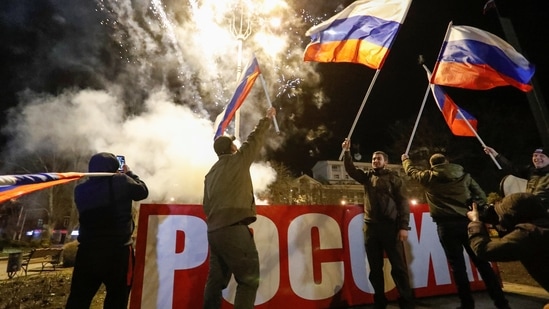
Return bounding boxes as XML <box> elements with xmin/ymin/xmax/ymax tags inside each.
<box><xmin>283</xmin><ymin>160</ymin><xmax>421</xmax><ymax>206</ymax></box>
<box><xmin>311</xmin><ymin>160</ymin><xmax>404</xmax><ymax>185</ymax></box>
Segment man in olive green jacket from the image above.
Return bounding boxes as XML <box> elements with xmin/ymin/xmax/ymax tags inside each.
<box><xmin>202</xmin><ymin>107</ymin><xmax>275</xmax><ymax>309</ymax></box>
<box><xmin>402</xmin><ymin>153</ymin><xmax>509</xmax><ymax>309</ymax></box>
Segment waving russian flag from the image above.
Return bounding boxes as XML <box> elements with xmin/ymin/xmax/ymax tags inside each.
<box><xmin>431</xmin><ymin>24</ymin><xmax>535</xmax><ymax>92</ymax></box>
<box><xmin>214</xmin><ymin>56</ymin><xmax>261</xmax><ymax>139</ymax></box>
<box><xmin>303</xmin><ymin>0</ymin><xmax>412</xmax><ymax>69</ymax></box>
<box><xmin>0</xmin><ymin>172</ymin><xmax>112</xmax><ymax>203</ymax></box>
<box><xmin>425</xmin><ymin>66</ymin><xmax>477</xmax><ymax>136</ymax></box>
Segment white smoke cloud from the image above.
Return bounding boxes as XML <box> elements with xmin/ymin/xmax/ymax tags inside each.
<box><xmin>5</xmin><ymin>88</ymin><xmax>277</xmax><ymax>203</ymax></box>
<box><xmin>1</xmin><ymin>0</ymin><xmax>326</xmax><ymax>203</ymax></box>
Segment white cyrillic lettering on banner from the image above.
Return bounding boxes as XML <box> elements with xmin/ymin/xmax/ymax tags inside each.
<box><xmin>288</xmin><ymin>213</ymin><xmax>344</xmax><ymax>300</ymax></box>
<box><xmin>148</xmin><ymin>215</ymin><xmax>207</xmax><ymax>309</ymax></box>
<box><xmin>348</xmin><ymin>213</ymin><xmax>373</xmax><ymax>293</ymax></box>
<box><xmin>129</xmin><ymin>205</ymin><xmax>499</xmax><ymax>309</ymax></box>
<box><xmin>407</xmin><ymin>212</ymin><xmax>451</xmax><ymax>287</ymax></box>
<box><xmin>222</xmin><ymin>215</ymin><xmax>280</xmax><ymax>305</ymax></box>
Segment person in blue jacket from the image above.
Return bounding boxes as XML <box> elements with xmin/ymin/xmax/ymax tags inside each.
<box><xmin>66</xmin><ymin>152</ymin><xmax>148</xmax><ymax>309</ymax></box>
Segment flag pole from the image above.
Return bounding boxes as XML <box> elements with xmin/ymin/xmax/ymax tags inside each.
<box><xmin>430</xmin><ymin>21</ymin><xmax>453</xmax><ymax>82</ymax></box>
<box><xmin>455</xmin><ymin>108</ymin><xmax>502</xmax><ymax>170</ymax></box>
<box><xmin>259</xmin><ymin>73</ymin><xmax>280</xmax><ymax>133</ymax></box>
<box><xmin>405</xmin><ymin>83</ymin><xmax>431</xmax><ymax>155</ymax></box>
<box><xmin>338</xmin><ymin>69</ymin><xmax>381</xmax><ymax>160</ymax></box>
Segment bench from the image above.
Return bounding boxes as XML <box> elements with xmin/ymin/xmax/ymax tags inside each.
<box><xmin>21</xmin><ymin>248</ymin><xmax>63</xmax><ymax>275</ymax></box>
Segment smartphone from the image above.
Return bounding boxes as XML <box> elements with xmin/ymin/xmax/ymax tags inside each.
<box><xmin>116</xmin><ymin>155</ymin><xmax>125</xmax><ymax>172</ymax></box>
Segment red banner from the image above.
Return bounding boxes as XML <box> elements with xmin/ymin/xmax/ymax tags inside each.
<box><xmin>130</xmin><ymin>204</ymin><xmax>496</xmax><ymax>309</ymax></box>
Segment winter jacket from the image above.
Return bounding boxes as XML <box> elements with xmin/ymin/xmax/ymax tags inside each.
<box><xmin>403</xmin><ymin>159</ymin><xmax>485</xmax><ymax>223</ymax></box>
<box><xmin>496</xmin><ymin>154</ymin><xmax>549</xmax><ymax>208</ymax></box>
<box><xmin>344</xmin><ymin>152</ymin><xmax>410</xmax><ymax>230</ymax></box>
<box><xmin>75</xmin><ymin>152</ymin><xmax>149</xmax><ymax>247</ymax></box>
<box><xmin>203</xmin><ymin>117</ymin><xmax>271</xmax><ymax>232</ymax></box>
<box><xmin>468</xmin><ymin>192</ymin><xmax>549</xmax><ymax>293</ymax></box>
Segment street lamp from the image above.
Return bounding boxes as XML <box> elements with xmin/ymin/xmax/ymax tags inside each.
<box><xmin>230</xmin><ymin>0</ymin><xmax>252</xmax><ymax>141</ymax></box>
<box><xmin>17</xmin><ymin>207</ymin><xmax>50</xmax><ymax>241</ymax></box>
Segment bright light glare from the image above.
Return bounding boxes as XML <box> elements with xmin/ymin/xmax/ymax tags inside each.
<box><xmin>253</xmin><ymin>33</ymin><xmax>286</xmax><ymax>58</ymax></box>
<box><xmin>256</xmin><ymin>0</ymin><xmax>288</xmax><ymax>14</ymax></box>
<box><xmin>269</xmin><ymin>17</ymin><xmax>282</xmax><ymax>29</ymax></box>
<box><xmin>410</xmin><ymin>199</ymin><xmax>418</xmax><ymax>206</ymax></box>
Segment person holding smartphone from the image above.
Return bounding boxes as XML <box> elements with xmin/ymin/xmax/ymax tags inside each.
<box><xmin>66</xmin><ymin>152</ymin><xmax>148</xmax><ymax>309</ymax></box>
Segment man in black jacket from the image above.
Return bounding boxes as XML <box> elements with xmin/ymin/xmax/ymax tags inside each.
<box><xmin>402</xmin><ymin>153</ymin><xmax>509</xmax><ymax>309</ymax></box>
<box><xmin>343</xmin><ymin>139</ymin><xmax>414</xmax><ymax>309</ymax></box>
<box><xmin>66</xmin><ymin>152</ymin><xmax>148</xmax><ymax>309</ymax></box>
<box><xmin>484</xmin><ymin>146</ymin><xmax>549</xmax><ymax>211</ymax></box>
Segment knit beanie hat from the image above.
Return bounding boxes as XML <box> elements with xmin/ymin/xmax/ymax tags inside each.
<box><xmin>495</xmin><ymin>192</ymin><xmax>546</xmax><ymax>229</ymax></box>
<box><xmin>533</xmin><ymin>148</ymin><xmax>548</xmax><ymax>156</ymax></box>
<box><xmin>429</xmin><ymin>153</ymin><xmax>447</xmax><ymax>167</ymax></box>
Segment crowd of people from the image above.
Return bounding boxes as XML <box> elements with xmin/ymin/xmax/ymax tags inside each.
<box><xmin>64</xmin><ymin>107</ymin><xmax>278</xmax><ymax>309</ymax></box>
<box><xmin>336</xmin><ymin>143</ymin><xmax>549</xmax><ymax>309</ymax></box>
<box><xmin>69</xmin><ymin>105</ymin><xmax>549</xmax><ymax>309</ymax></box>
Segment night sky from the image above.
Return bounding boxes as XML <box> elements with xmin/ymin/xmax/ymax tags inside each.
<box><xmin>277</xmin><ymin>0</ymin><xmax>549</xmax><ymax>191</ymax></box>
<box><xmin>0</xmin><ymin>0</ymin><xmax>548</xmax><ymax>198</ymax></box>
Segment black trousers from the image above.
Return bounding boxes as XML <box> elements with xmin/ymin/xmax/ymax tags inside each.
<box><xmin>364</xmin><ymin>222</ymin><xmax>415</xmax><ymax>309</ymax></box>
<box><xmin>66</xmin><ymin>244</ymin><xmax>134</xmax><ymax>309</ymax></box>
<box><xmin>436</xmin><ymin>220</ymin><xmax>509</xmax><ymax>309</ymax></box>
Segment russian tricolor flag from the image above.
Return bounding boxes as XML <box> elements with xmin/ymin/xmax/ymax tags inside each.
<box><xmin>0</xmin><ymin>172</ymin><xmax>86</xmax><ymax>203</ymax></box>
<box><xmin>214</xmin><ymin>56</ymin><xmax>261</xmax><ymax>139</ymax></box>
<box><xmin>425</xmin><ymin>66</ymin><xmax>477</xmax><ymax>137</ymax></box>
<box><xmin>431</xmin><ymin>85</ymin><xmax>477</xmax><ymax>136</ymax></box>
<box><xmin>303</xmin><ymin>0</ymin><xmax>411</xmax><ymax>69</ymax></box>
<box><xmin>431</xmin><ymin>24</ymin><xmax>535</xmax><ymax>92</ymax></box>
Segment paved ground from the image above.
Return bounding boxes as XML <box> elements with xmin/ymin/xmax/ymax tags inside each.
<box><xmin>1</xmin><ymin>259</ymin><xmax>548</xmax><ymax>308</ymax></box>
<box><xmin>348</xmin><ymin>283</ymin><xmax>549</xmax><ymax>308</ymax></box>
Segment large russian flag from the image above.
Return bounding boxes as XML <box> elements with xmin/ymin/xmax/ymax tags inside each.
<box><xmin>425</xmin><ymin>66</ymin><xmax>477</xmax><ymax>137</ymax></box>
<box><xmin>0</xmin><ymin>172</ymin><xmax>112</xmax><ymax>203</ymax></box>
<box><xmin>214</xmin><ymin>56</ymin><xmax>261</xmax><ymax>139</ymax></box>
<box><xmin>431</xmin><ymin>25</ymin><xmax>535</xmax><ymax>92</ymax></box>
<box><xmin>303</xmin><ymin>0</ymin><xmax>412</xmax><ymax>69</ymax></box>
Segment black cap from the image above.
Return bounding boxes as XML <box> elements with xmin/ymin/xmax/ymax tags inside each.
<box><xmin>533</xmin><ymin>148</ymin><xmax>547</xmax><ymax>156</ymax></box>
<box><xmin>214</xmin><ymin>135</ymin><xmax>235</xmax><ymax>156</ymax></box>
